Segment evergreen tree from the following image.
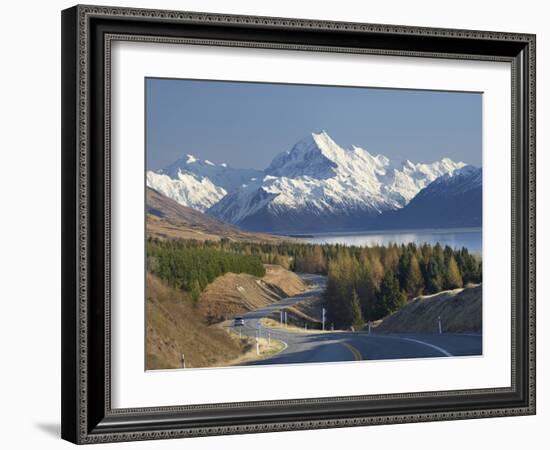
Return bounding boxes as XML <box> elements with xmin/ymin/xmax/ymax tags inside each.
<box><xmin>397</xmin><ymin>251</ymin><xmax>411</xmax><ymax>291</ymax></box>
<box><xmin>377</xmin><ymin>270</ymin><xmax>407</xmax><ymax>317</ymax></box>
<box><xmin>325</xmin><ymin>257</ymin><xmax>347</xmax><ymax>328</ymax></box>
<box><xmin>358</xmin><ymin>261</ymin><xmax>376</xmax><ymax>321</ymax></box>
<box><xmin>425</xmin><ymin>256</ymin><xmax>443</xmax><ymax>294</ymax></box>
<box><xmin>147</xmin><ymin>236</ymin><xmax>482</xmax><ymax>324</ymax></box>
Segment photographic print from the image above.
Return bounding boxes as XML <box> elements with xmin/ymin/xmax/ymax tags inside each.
<box><xmin>145</xmin><ymin>78</ymin><xmax>483</xmax><ymax>370</ymax></box>
<box><xmin>61</xmin><ymin>8</ymin><xmax>536</xmax><ymax>441</ymax></box>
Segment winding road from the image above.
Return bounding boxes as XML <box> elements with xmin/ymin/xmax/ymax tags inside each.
<box><xmin>230</xmin><ymin>274</ymin><xmax>482</xmax><ymax>365</ymax></box>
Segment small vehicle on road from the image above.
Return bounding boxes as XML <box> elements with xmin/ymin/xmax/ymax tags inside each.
<box><xmin>233</xmin><ymin>317</ymin><xmax>245</xmax><ymax>327</ymax></box>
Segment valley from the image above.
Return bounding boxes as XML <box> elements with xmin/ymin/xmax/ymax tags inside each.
<box><xmin>144</xmin><ymin>130</ymin><xmax>483</xmax><ymax>370</ymax></box>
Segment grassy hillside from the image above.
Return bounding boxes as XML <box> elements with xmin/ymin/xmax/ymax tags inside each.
<box><xmin>198</xmin><ymin>265</ymin><xmax>307</xmax><ymax>324</ymax></box>
<box><xmin>261</xmin><ymin>264</ymin><xmax>307</xmax><ymax>298</ymax></box>
<box><xmin>147</xmin><ymin>187</ymin><xmax>282</xmax><ymax>242</ymax></box>
<box><xmin>146</xmin><ymin>265</ymin><xmax>307</xmax><ymax>369</ymax></box>
<box><xmin>146</xmin><ymin>273</ymin><xmax>248</xmax><ymax>369</ymax></box>
<box><xmin>375</xmin><ymin>284</ymin><xmax>481</xmax><ymax>334</ymax></box>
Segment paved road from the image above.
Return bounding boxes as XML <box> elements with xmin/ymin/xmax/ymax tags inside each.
<box><xmin>230</xmin><ymin>274</ymin><xmax>482</xmax><ymax>365</ymax></box>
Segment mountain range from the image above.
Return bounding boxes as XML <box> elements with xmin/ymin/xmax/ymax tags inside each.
<box><xmin>373</xmin><ymin>165</ymin><xmax>482</xmax><ymax>229</ymax></box>
<box><xmin>146</xmin><ymin>131</ymin><xmax>481</xmax><ymax>233</ymax></box>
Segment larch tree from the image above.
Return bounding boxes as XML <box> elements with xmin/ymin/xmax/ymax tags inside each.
<box><xmin>405</xmin><ymin>254</ymin><xmax>425</xmax><ymax>298</ymax></box>
<box><xmin>445</xmin><ymin>255</ymin><xmax>463</xmax><ymax>289</ymax></box>
<box><xmin>350</xmin><ymin>289</ymin><xmax>364</xmax><ymax>330</ymax></box>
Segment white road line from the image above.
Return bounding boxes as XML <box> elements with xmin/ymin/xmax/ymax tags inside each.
<box><xmin>402</xmin><ymin>338</ymin><xmax>454</xmax><ymax>357</ymax></box>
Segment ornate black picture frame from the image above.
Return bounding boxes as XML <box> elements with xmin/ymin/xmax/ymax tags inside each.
<box><xmin>61</xmin><ymin>4</ymin><xmax>536</xmax><ymax>444</ymax></box>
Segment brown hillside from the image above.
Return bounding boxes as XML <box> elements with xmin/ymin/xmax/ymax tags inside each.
<box><xmin>146</xmin><ymin>187</ymin><xmax>282</xmax><ymax>242</ymax></box>
<box><xmin>146</xmin><ymin>273</ymin><xmax>247</xmax><ymax>369</ymax></box>
<box><xmin>261</xmin><ymin>264</ymin><xmax>307</xmax><ymax>298</ymax></box>
<box><xmin>198</xmin><ymin>265</ymin><xmax>307</xmax><ymax>323</ymax></box>
<box><xmin>376</xmin><ymin>285</ymin><xmax>482</xmax><ymax>334</ymax></box>
<box><xmin>146</xmin><ymin>265</ymin><xmax>307</xmax><ymax>368</ymax></box>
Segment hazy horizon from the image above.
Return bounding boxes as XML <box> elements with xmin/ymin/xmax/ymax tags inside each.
<box><xmin>146</xmin><ymin>78</ymin><xmax>482</xmax><ymax>171</ymax></box>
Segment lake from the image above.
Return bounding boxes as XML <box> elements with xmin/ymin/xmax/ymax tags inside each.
<box><xmin>301</xmin><ymin>228</ymin><xmax>482</xmax><ymax>253</ymax></box>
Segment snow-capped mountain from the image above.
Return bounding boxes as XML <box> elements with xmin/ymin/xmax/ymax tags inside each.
<box><xmin>147</xmin><ymin>155</ymin><xmax>263</xmax><ymax>212</ymax></box>
<box><xmin>418</xmin><ymin>164</ymin><xmax>482</xmax><ymax>197</ymax></box>
<box><xmin>160</xmin><ymin>154</ymin><xmax>262</xmax><ymax>192</ymax></box>
<box><xmin>373</xmin><ymin>165</ymin><xmax>482</xmax><ymax>230</ymax></box>
<box><xmin>146</xmin><ymin>171</ymin><xmax>226</xmax><ymax>213</ymax></box>
<box><xmin>208</xmin><ymin>131</ymin><xmax>466</xmax><ymax>232</ymax></box>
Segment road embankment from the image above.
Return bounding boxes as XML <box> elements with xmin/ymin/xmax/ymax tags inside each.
<box><xmin>197</xmin><ymin>265</ymin><xmax>307</xmax><ymax>323</ymax></box>
<box><xmin>375</xmin><ymin>284</ymin><xmax>482</xmax><ymax>334</ymax></box>
<box><xmin>146</xmin><ymin>265</ymin><xmax>307</xmax><ymax>369</ymax></box>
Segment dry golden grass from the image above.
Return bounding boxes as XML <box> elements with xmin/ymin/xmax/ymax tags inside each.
<box><xmin>146</xmin><ymin>264</ymin><xmax>306</xmax><ymax>369</ymax></box>
<box><xmin>146</xmin><ymin>273</ymin><xmax>247</xmax><ymax>369</ymax></box>
<box><xmin>197</xmin><ymin>266</ymin><xmax>307</xmax><ymax>324</ymax></box>
<box><xmin>288</xmin><ymin>295</ymin><xmax>324</xmax><ymax>323</ymax></box>
<box><xmin>198</xmin><ymin>273</ymin><xmax>279</xmax><ymax>323</ymax></box>
<box><xmin>260</xmin><ymin>318</ymin><xmax>325</xmax><ymax>334</ymax></box>
<box><xmin>147</xmin><ymin>214</ymin><xmax>223</xmax><ymax>241</ymax></box>
<box><xmin>262</xmin><ymin>264</ymin><xmax>308</xmax><ymax>297</ymax></box>
<box><xmin>222</xmin><ymin>334</ymin><xmax>286</xmax><ymax>366</ymax></box>
<box><xmin>146</xmin><ymin>187</ymin><xmax>283</xmax><ymax>243</ymax></box>
<box><xmin>375</xmin><ymin>284</ymin><xmax>482</xmax><ymax>334</ymax></box>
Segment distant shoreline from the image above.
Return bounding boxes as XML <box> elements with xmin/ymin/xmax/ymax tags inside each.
<box><xmin>274</xmin><ymin>227</ymin><xmax>482</xmax><ymax>239</ymax></box>
<box><xmin>273</xmin><ymin>227</ymin><xmax>482</xmax><ymax>255</ymax></box>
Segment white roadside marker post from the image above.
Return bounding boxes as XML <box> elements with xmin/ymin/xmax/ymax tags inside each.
<box><xmin>438</xmin><ymin>316</ymin><xmax>443</xmax><ymax>334</ymax></box>
<box><xmin>280</xmin><ymin>310</ymin><xmax>283</xmax><ymax>327</ymax></box>
<box><xmin>284</xmin><ymin>311</ymin><xmax>288</xmax><ymax>327</ymax></box>
<box><xmin>268</xmin><ymin>332</ymin><xmax>271</xmax><ymax>345</ymax></box>
<box><xmin>368</xmin><ymin>321</ymin><xmax>372</xmax><ymax>335</ymax></box>
<box><xmin>256</xmin><ymin>333</ymin><xmax>260</xmax><ymax>355</ymax></box>
<box><xmin>181</xmin><ymin>353</ymin><xmax>185</xmax><ymax>369</ymax></box>
<box><xmin>322</xmin><ymin>307</ymin><xmax>326</xmax><ymax>331</ymax></box>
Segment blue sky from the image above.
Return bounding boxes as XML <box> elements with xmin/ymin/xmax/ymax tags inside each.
<box><xmin>146</xmin><ymin>78</ymin><xmax>482</xmax><ymax>171</ymax></box>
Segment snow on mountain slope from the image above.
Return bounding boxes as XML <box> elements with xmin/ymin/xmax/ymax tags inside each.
<box><xmin>380</xmin><ymin>157</ymin><xmax>467</xmax><ymax>205</ymax></box>
<box><xmin>373</xmin><ymin>165</ymin><xmax>482</xmax><ymax>229</ymax></box>
<box><xmin>209</xmin><ymin>131</ymin><xmax>466</xmax><ymax>232</ymax></box>
<box><xmin>147</xmin><ymin>154</ymin><xmax>262</xmax><ymax>212</ymax></box>
<box><xmin>416</xmin><ymin>164</ymin><xmax>482</xmax><ymax>197</ymax></box>
<box><xmin>161</xmin><ymin>154</ymin><xmax>262</xmax><ymax>192</ymax></box>
<box><xmin>146</xmin><ymin>171</ymin><xmax>226</xmax><ymax>212</ymax></box>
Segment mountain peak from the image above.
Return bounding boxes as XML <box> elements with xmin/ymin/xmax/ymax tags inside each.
<box><xmin>151</xmin><ymin>133</ymin><xmax>477</xmax><ymax>233</ymax></box>
<box><xmin>265</xmin><ymin>131</ymin><xmax>341</xmax><ymax>179</ymax></box>
<box><xmin>311</xmin><ymin>131</ymin><xmax>345</xmax><ymax>156</ymax></box>
<box><xmin>311</xmin><ymin>129</ymin><xmax>336</xmax><ymax>143</ymax></box>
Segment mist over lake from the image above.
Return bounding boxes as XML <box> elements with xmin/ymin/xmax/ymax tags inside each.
<box><xmin>301</xmin><ymin>228</ymin><xmax>482</xmax><ymax>253</ymax></box>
